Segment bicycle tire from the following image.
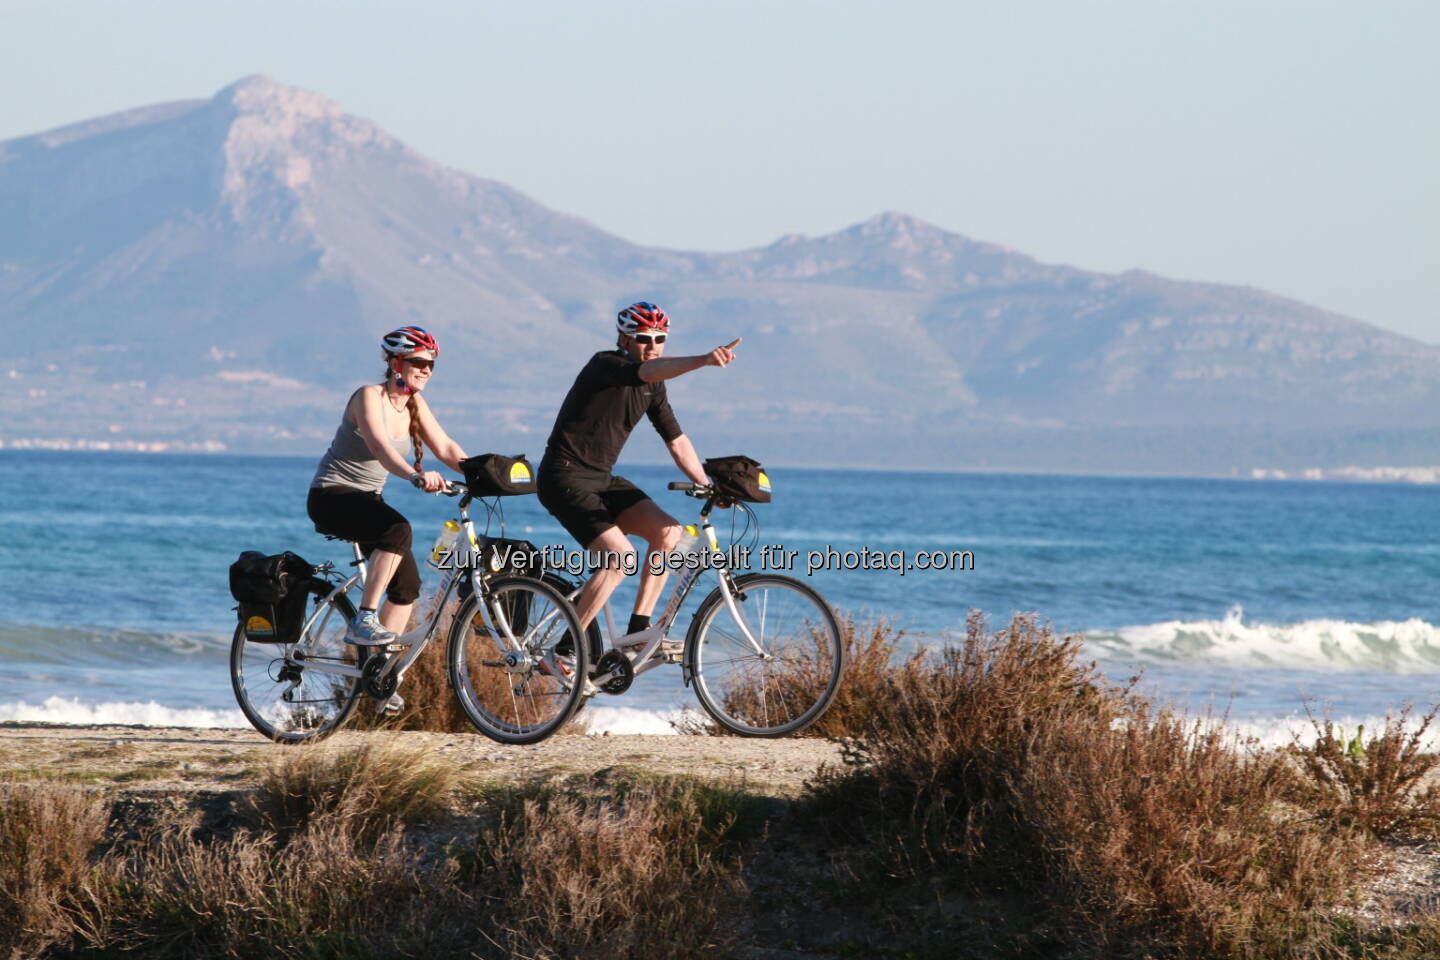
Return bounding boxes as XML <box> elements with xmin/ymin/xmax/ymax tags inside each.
<box><xmin>686</xmin><ymin>573</ymin><xmax>845</xmax><ymax>737</ymax></box>
<box><xmin>447</xmin><ymin>575</ymin><xmax>588</xmax><ymax>745</ymax></box>
<box><xmin>230</xmin><ymin>588</ymin><xmax>364</xmax><ymax>744</ymax></box>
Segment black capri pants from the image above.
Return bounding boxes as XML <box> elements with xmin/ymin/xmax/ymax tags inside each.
<box><xmin>306</xmin><ymin>486</ymin><xmax>422</xmax><ymax>605</ymax></box>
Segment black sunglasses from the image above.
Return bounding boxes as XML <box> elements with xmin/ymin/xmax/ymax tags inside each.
<box><xmin>402</xmin><ymin>357</ymin><xmax>435</xmax><ymax>370</ymax></box>
<box><xmin>633</xmin><ymin>333</ymin><xmax>667</xmax><ymax>345</ymax></box>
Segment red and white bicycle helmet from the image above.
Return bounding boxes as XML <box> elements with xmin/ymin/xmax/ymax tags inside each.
<box><xmin>616</xmin><ymin>301</ymin><xmax>670</xmax><ymax>336</ymax></box>
<box><xmin>381</xmin><ymin>326</ymin><xmax>439</xmax><ymax>359</ymax></box>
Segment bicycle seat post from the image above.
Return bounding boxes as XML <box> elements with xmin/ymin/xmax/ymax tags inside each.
<box><xmin>349</xmin><ymin>541</ymin><xmax>367</xmax><ymax>585</ymax></box>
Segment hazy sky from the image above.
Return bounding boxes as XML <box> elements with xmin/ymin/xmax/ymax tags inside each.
<box><xmin>4</xmin><ymin>0</ymin><xmax>1436</xmax><ymax>343</ymax></box>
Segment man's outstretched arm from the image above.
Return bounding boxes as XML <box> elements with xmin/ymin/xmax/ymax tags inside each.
<box><xmin>638</xmin><ymin>338</ymin><xmax>741</xmax><ymax>383</ymax></box>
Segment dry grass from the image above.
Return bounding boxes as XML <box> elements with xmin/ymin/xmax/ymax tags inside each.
<box><xmin>678</xmin><ymin>616</ymin><xmax>917</xmax><ymax>737</ymax></box>
<box><xmin>1291</xmin><ymin>709</ymin><xmax>1440</xmax><ymax>840</ymax></box>
<box><xmin>84</xmin><ymin>810</ymin><xmax>457</xmax><ymax>958</ymax></box>
<box><xmin>3</xmin><ymin>753</ymin><xmax>746</xmax><ymax>958</ymax></box>
<box><xmin>794</xmin><ymin>616</ymin><xmax>921</xmax><ymax>739</ymax></box>
<box><xmin>251</xmin><ymin>738</ymin><xmax>468</xmax><ymax>843</ymax></box>
<box><xmin>471</xmin><ymin>776</ymin><xmax>745</xmax><ymax>959</ymax></box>
<box><xmin>799</xmin><ymin>612</ymin><xmax>1433</xmax><ymax>959</ymax></box>
<box><xmin>0</xmin><ymin>782</ymin><xmax>110</xmax><ymax>957</ymax></box>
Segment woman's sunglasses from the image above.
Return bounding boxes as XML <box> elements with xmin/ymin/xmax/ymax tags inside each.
<box><xmin>633</xmin><ymin>333</ymin><xmax>667</xmax><ymax>345</ymax></box>
<box><xmin>402</xmin><ymin>357</ymin><xmax>435</xmax><ymax>370</ymax></box>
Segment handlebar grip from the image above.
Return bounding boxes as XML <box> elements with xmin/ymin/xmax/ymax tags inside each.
<box><xmin>667</xmin><ymin>482</ymin><xmax>691</xmax><ymax>491</ymax></box>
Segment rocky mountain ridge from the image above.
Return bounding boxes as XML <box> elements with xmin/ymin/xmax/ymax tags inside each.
<box><xmin>2</xmin><ymin>76</ymin><xmax>1435</xmax><ymax>473</ymax></box>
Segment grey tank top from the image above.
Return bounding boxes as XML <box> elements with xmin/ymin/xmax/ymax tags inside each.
<box><xmin>310</xmin><ymin>387</ymin><xmax>413</xmax><ymax>493</ymax></box>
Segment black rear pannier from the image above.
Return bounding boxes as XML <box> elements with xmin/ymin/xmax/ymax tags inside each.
<box><xmin>460</xmin><ymin>453</ymin><xmax>535</xmax><ymax>497</ymax></box>
<box><xmin>229</xmin><ymin>551</ymin><xmax>316</xmax><ymax>644</ymax></box>
<box><xmin>704</xmin><ymin>455</ymin><xmax>772</xmax><ymax>503</ymax></box>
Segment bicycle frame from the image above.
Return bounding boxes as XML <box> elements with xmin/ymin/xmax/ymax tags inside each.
<box><xmin>293</xmin><ymin>488</ymin><xmax>558</xmax><ymax>687</ymax></box>
<box><xmin>566</xmin><ymin>496</ymin><xmax>769</xmax><ymax>684</ymax></box>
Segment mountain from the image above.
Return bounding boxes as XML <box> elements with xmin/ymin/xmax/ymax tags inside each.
<box><xmin>2</xmin><ymin>75</ymin><xmax>1437</xmax><ymax>474</ymax></box>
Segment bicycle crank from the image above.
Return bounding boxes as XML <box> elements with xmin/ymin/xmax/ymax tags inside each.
<box><xmin>361</xmin><ymin>654</ymin><xmax>398</xmax><ymax>700</ymax></box>
<box><xmin>592</xmin><ymin>650</ymin><xmax>634</xmax><ymax>695</ymax></box>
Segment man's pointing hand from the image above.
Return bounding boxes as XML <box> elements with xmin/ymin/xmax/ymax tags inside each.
<box><xmin>709</xmin><ymin>338</ymin><xmax>742</xmax><ymax>368</ymax></box>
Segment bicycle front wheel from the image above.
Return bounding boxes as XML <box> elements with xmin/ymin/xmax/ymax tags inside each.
<box><xmin>230</xmin><ymin>590</ymin><xmax>363</xmax><ymax>743</ymax></box>
<box><xmin>687</xmin><ymin>574</ymin><xmax>845</xmax><ymax>737</ymax></box>
<box><xmin>447</xmin><ymin>575</ymin><xmax>587</xmax><ymax>745</ymax></box>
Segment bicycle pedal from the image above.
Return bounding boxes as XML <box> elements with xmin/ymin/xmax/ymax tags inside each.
<box><xmin>660</xmin><ymin>640</ymin><xmax>683</xmax><ymax>663</ymax></box>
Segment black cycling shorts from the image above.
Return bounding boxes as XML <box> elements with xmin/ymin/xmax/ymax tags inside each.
<box><xmin>537</xmin><ymin>455</ymin><xmax>651</xmax><ymax>548</ymax></box>
<box><xmin>306</xmin><ymin>486</ymin><xmax>421</xmax><ymax>605</ymax></box>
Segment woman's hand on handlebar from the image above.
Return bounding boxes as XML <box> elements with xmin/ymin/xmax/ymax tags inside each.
<box><xmin>410</xmin><ymin>469</ymin><xmax>448</xmax><ymax>493</ymax></box>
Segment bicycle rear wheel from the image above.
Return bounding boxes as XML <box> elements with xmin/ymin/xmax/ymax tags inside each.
<box><xmin>447</xmin><ymin>575</ymin><xmax>587</xmax><ymax>745</ymax></box>
<box><xmin>230</xmin><ymin>590</ymin><xmax>363</xmax><ymax>743</ymax></box>
<box><xmin>687</xmin><ymin>574</ymin><xmax>845</xmax><ymax>737</ymax></box>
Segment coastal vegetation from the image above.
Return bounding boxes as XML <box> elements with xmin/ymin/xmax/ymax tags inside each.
<box><xmin>4</xmin><ymin>615</ymin><xmax>1440</xmax><ymax>958</ymax></box>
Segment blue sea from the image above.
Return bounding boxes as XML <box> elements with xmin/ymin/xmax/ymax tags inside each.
<box><xmin>2</xmin><ymin>450</ymin><xmax>1437</xmax><ymax>742</ymax></box>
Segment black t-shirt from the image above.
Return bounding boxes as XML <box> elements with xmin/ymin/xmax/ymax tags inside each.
<box><xmin>544</xmin><ymin>350</ymin><xmax>683</xmax><ymax>473</ymax></box>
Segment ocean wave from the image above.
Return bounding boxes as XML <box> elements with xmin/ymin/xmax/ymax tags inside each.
<box><xmin>0</xmin><ymin>696</ymin><xmax>246</xmax><ymax>728</ymax></box>
<box><xmin>0</xmin><ymin>622</ymin><xmax>231</xmax><ymax>666</ymax></box>
<box><xmin>1084</xmin><ymin>607</ymin><xmax>1440</xmax><ymax>673</ymax></box>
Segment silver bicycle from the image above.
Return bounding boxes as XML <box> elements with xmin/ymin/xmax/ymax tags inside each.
<box><xmin>554</xmin><ymin>480</ymin><xmax>846</xmax><ymax>739</ymax></box>
<box><xmin>230</xmin><ymin>480</ymin><xmax>587</xmax><ymax>745</ymax></box>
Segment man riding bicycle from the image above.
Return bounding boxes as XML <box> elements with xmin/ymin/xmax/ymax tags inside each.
<box><xmin>537</xmin><ymin>301</ymin><xmax>741</xmax><ymax>655</ymax></box>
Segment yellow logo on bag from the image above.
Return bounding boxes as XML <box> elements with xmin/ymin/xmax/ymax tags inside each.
<box><xmin>509</xmin><ymin>462</ymin><xmax>533</xmax><ymax>484</ymax></box>
<box><xmin>245</xmin><ymin>615</ymin><xmax>275</xmax><ymax>636</ymax></box>
<box><xmin>757</xmin><ymin>470</ymin><xmax>771</xmax><ymax>493</ymax></box>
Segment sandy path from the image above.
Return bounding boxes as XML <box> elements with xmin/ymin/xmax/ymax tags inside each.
<box><xmin>0</xmin><ymin>723</ymin><xmax>845</xmax><ymax>796</ymax></box>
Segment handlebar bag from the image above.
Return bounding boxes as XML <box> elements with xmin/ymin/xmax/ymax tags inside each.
<box><xmin>229</xmin><ymin>550</ymin><xmax>315</xmax><ymax>644</ymax></box>
<box><xmin>703</xmin><ymin>455</ymin><xmax>772</xmax><ymax>503</ymax></box>
<box><xmin>460</xmin><ymin>453</ymin><xmax>536</xmax><ymax>497</ymax></box>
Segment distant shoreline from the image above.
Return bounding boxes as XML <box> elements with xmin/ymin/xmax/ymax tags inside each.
<box><xmin>5</xmin><ymin>444</ymin><xmax>1438</xmax><ymax>484</ymax></box>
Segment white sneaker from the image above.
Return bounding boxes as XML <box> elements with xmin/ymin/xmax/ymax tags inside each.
<box><xmin>345</xmin><ymin>611</ymin><xmax>397</xmax><ymax>646</ymax></box>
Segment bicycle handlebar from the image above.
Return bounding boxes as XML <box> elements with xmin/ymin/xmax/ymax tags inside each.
<box><xmin>411</xmin><ymin>474</ymin><xmax>467</xmax><ymax>497</ymax></box>
<box><xmin>668</xmin><ymin>481</ymin><xmax>716</xmax><ymax>498</ymax></box>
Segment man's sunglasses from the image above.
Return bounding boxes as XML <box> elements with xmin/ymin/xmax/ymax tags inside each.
<box><xmin>402</xmin><ymin>357</ymin><xmax>435</xmax><ymax>370</ymax></box>
<box><xmin>633</xmin><ymin>333</ymin><xmax>667</xmax><ymax>345</ymax></box>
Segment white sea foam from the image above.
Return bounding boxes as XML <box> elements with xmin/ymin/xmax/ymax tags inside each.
<box><xmin>1140</xmin><ymin>710</ymin><xmax>1440</xmax><ymax>752</ymax></box>
<box><xmin>0</xmin><ymin>696</ymin><xmax>247</xmax><ymax>728</ymax></box>
<box><xmin>1084</xmin><ymin>607</ymin><xmax>1440</xmax><ymax>673</ymax></box>
<box><xmin>581</xmin><ymin>705</ymin><xmax>692</xmax><ymax>735</ymax></box>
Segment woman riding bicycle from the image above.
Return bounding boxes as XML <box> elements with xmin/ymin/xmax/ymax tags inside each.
<box><xmin>307</xmin><ymin>326</ymin><xmax>468</xmax><ymax>647</ymax></box>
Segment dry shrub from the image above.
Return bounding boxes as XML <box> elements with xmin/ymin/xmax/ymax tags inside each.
<box><xmin>473</xmin><ymin>777</ymin><xmax>743</xmax><ymax>959</ymax></box>
<box><xmin>3</xmin><ymin>760</ymin><xmax>746</xmax><ymax>958</ymax></box>
<box><xmin>85</xmin><ymin>809</ymin><xmax>465</xmax><ymax>959</ymax></box>
<box><xmin>1291</xmin><ymin>709</ymin><xmax>1440</xmax><ymax>840</ymax></box>
<box><xmin>0</xmin><ymin>782</ymin><xmax>109</xmax><ymax>956</ymax></box>
<box><xmin>794</xmin><ymin>616</ymin><xmax>920</xmax><ymax>739</ymax></box>
<box><xmin>1020</xmin><ymin>708</ymin><xmax>1365</xmax><ymax>957</ymax></box>
<box><xmin>804</xmin><ymin>612</ymin><xmax>1378</xmax><ymax>959</ymax></box>
<box><xmin>677</xmin><ymin>615</ymin><xmax>916</xmax><ymax>737</ymax></box>
<box><xmin>350</xmin><ymin>629</ymin><xmax>474</xmax><ymax>733</ymax></box>
<box><xmin>252</xmin><ymin>738</ymin><xmax>467</xmax><ymax>843</ymax></box>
